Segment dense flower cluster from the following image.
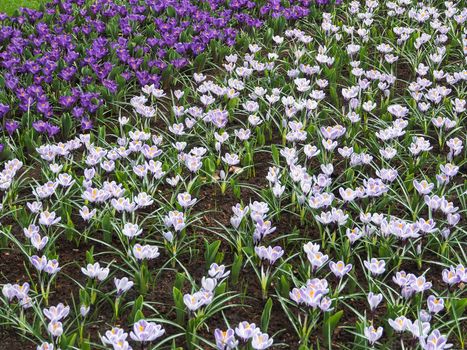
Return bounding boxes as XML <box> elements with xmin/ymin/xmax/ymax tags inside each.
<box><xmin>0</xmin><ymin>0</ymin><xmax>332</xmax><ymax>139</ymax></box>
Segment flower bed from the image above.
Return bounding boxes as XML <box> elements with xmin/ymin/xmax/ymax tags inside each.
<box><xmin>0</xmin><ymin>0</ymin><xmax>329</xmax><ymax>141</ymax></box>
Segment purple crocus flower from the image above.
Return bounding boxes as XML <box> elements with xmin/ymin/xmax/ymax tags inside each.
<box><xmin>0</xmin><ymin>103</ymin><xmax>10</xmax><ymax>118</ymax></box>
<box><xmin>32</xmin><ymin>120</ymin><xmax>48</xmax><ymax>133</ymax></box>
<box><xmin>5</xmin><ymin>120</ymin><xmax>19</xmax><ymax>135</ymax></box>
<box><xmin>46</xmin><ymin>123</ymin><xmax>60</xmax><ymax>137</ymax></box>
<box><xmin>80</xmin><ymin>118</ymin><xmax>93</xmax><ymax>131</ymax></box>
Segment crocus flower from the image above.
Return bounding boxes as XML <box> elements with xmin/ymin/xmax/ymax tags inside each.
<box><xmin>114</xmin><ymin>277</ymin><xmax>134</xmax><ymax>296</ymax></box>
<box><xmin>255</xmin><ymin>245</ymin><xmax>284</xmax><ymax>265</ymax></box>
<box><xmin>251</xmin><ymin>332</ymin><xmax>273</xmax><ymax>350</ymax></box>
<box><xmin>364</xmin><ymin>258</ymin><xmax>386</xmax><ymax>276</ymax></box>
<box><xmin>367</xmin><ymin>292</ymin><xmax>383</xmax><ymax>311</ymax></box>
<box><xmin>364</xmin><ymin>325</ymin><xmax>383</xmax><ymax>345</ymax></box>
<box><xmin>47</xmin><ymin>320</ymin><xmax>63</xmax><ymax>338</ymax></box>
<box><xmin>427</xmin><ymin>295</ymin><xmax>444</xmax><ymax>314</ymax></box>
<box><xmin>214</xmin><ymin>328</ymin><xmax>238</xmax><ymax>350</ymax></box>
<box><xmin>43</xmin><ymin>303</ymin><xmax>70</xmax><ymax>322</ymax></box>
<box><xmin>130</xmin><ymin>319</ymin><xmax>165</xmax><ymax>343</ymax></box>
<box><xmin>235</xmin><ymin>321</ymin><xmax>259</xmax><ymax>340</ymax></box>
<box><xmin>420</xmin><ymin>329</ymin><xmax>452</xmax><ymax>350</ymax></box>
<box><xmin>38</xmin><ymin>210</ymin><xmax>61</xmax><ymax>226</ymax></box>
<box><xmin>388</xmin><ymin>316</ymin><xmax>409</xmax><ymax>332</ymax></box>
<box><xmin>329</xmin><ymin>261</ymin><xmax>352</xmax><ymax>278</ymax></box>
<box><xmin>81</xmin><ymin>262</ymin><xmax>109</xmax><ymax>281</ymax></box>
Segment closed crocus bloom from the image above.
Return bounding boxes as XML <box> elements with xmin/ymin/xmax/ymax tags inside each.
<box><xmin>420</xmin><ymin>309</ymin><xmax>431</xmax><ymax>322</ymax></box>
<box><xmin>80</xmin><ymin>304</ymin><xmax>90</xmax><ymax>317</ymax></box>
<box><xmin>367</xmin><ymin>292</ymin><xmax>383</xmax><ymax>311</ymax></box>
<box><xmin>447</xmin><ymin>213</ymin><xmax>460</xmax><ymax>226</ymax></box>
<box><xmin>201</xmin><ymin>277</ymin><xmax>217</xmax><ymax>292</ymax></box>
<box><xmin>252</xmin><ymin>332</ymin><xmax>273</xmax><ymax>350</ymax></box>
<box><xmin>114</xmin><ymin>277</ymin><xmax>134</xmax><ymax>296</ymax></box>
<box><xmin>364</xmin><ymin>325</ymin><xmax>383</xmax><ymax>345</ymax></box>
<box><xmin>31</xmin><ymin>233</ymin><xmax>48</xmax><ymax>250</ymax></box>
<box><xmin>2</xmin><ymin>283</ymin><xmax>16</xmax><ymax>301</ymax></box>
<box><xmin>47</xmin><ymin>320</ymin><xmax>63</xmax><ymax>337</ymax></box>
<box><xmin>319</xmin><ymin>296</ymin><xmax>333</xmax><ymax>312</ymax></box>
<box><xmin>130</xmin><ymin>319</ymin><xmax>165</xmax><ymax>343</ymax></box>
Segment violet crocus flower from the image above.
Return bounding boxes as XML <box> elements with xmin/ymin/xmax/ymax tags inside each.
<box><xmin>129</xmin><ymin>319</ymin><xmax>165</xmax><ymax>343</ymax></box>
<box><xmin>32</xmin><ymin>120</ymin><xmax>48</xmax><ymax>133</ymax></box>
<box><xmin>0</xmin><ymin>103</ymin><xmax>9</xmax><ymax>117</ymax></box>
<box><xmin>367</xmin><ymin>292</ymin><xmax>383</xmax><ymax>311</ymax></box>
<box><xmin>427</xmin><ymin>295</ymin><xmax>444</xmax><ymax>314</ymax></box>
<box><xmin>235</xmin><ymin>321</ymin><xmax>259</xmax><ymax>341</ymax></box>
<box><xmin>4</xmin><ymin>120</ymin><xmax>19</xmax><ymax>135</ymax></box>
<box><xmin>420</xmin><ymin>330</ymin><xmax>452</xmax><ymax>350</ymax></box>
<box><xmin>114</xmin><ymin>277</ymin><xmax>134</xmax><ymax>296</ymax></box>
<box><xmin>46</xmin><ymin>123</ymin><xmax>60</xmax><ymax>137</ymax></box>
<box><xmin>364</xmin><ymin>258</ymin><xmax>386</xmax><ymax>276</ymax></box>
<box><xmin>81</xmin><ymin>262</ymin><xmax>109</xmax><ymax>281</ymax></box>
<box><xmin>255</xmin><ymin>245</ymin><xmax>284</xmax><ymax>265</ymax></box>
<box><xmin>252</xmin><ymin>332</ymin><xmax>273</xmax><ymax>350</ymax></box>
<box><xmin>329</xmin><ymin>261</ymin><xmax>352</xmax><ymax>278</ymax></box>
<box><xmin>364</xmin><ymin>325</ymin><xmax>383</xmax><ymax>345</ymax></box>
<box><xmin>80</xmin><ymin>118</ymin><xmax>93</xmax><ymax>130</ymax></box>
<box><xmin>215</xmin><ymin>328</ymin><xmax>237</xmax><ymax>350</ymax></box>
<box><xmin>43</xmin><ymin>303</ymin><xmax>70</xmax><ymax>322</ymax></box>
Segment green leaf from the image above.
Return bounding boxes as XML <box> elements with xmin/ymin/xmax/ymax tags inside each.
<box><xmin>231</xmin><ymin>253</ymin><xmax>243</xmax><ymax>285</ymax></box>
<box><xmin>271</xmin><ymin>144</ymin><xmax>280</xmax><ymax>164</ymax></box>
<box><xmin>204</xmin><ymin>240</ymin><xmax>222</xmax><ymax>268</ymax></box>
<box><xmin>173</xmin><ymin>287</ymin><xmax>185</xmax><ymax>326</ymax></box>
<box><xmin>261</xmin><ymin>298</ymin><xmax>273</xmax><ymax>332</ymax></box>
<box><xmin>129</xmin><ymin>295</ymin><xmax>144</xmax><ymax>323</ymax></box>
<box><xmin>323</xmin><ymin>310</ymin><xmax>343</xmax><ymax>346</ymax></box>
<box><xmin>134</xmin><ymin>310</ymin><xmax>145</xmax><ymax>323</ymax></box>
